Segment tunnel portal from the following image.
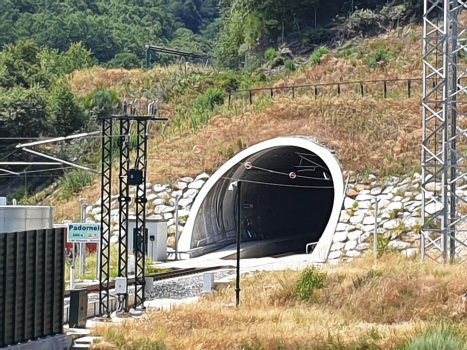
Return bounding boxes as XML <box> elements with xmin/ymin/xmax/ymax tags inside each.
<box><xmin>178</xmin><ymin>137</ymin><xmax>344</xmax><ymax>262</ymax></box>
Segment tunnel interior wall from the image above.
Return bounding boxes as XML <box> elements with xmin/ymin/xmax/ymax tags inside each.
<box><xmin>190</xmin><ymin>146</ymin><xmax>335</xmax><ymax>252</ymax></box>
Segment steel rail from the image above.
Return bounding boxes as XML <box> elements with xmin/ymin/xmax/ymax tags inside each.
<box><xmin>64</xmin><ymin>266</ymin><xmax>230</xmax><ymax>298</ymax></box>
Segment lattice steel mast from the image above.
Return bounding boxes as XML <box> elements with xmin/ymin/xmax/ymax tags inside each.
<box><xmin>117</xmin><ymin>103</ymin><xmax>132</xmax><ymax>312</ymax></box>
<box><xmin>99</xmin><ymin>100</ymin><xmax>166</xmax><ymax>317</ymax></box>
<box><xmin>99</xmin><ymin>118</ymin><xmax>113</xmax><ymax>316</ymax></box>
<box><xmin>134</xmin><ymin>118</ymin><xmax>149</xmax><ymax>309</ymax></box>
<box><xmin>422</xmin><ymin>0</ymin><xmax>467</xmax><ymax>262</ymax></box>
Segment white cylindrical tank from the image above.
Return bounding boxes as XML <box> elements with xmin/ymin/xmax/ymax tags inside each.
<box><xmin>0</xmin><ymin>206</ymin><xmax>55</xmax><ymax>234</ymax></box>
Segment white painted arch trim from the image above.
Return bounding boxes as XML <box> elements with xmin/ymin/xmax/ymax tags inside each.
<box><xmin>178</xmin><ymin>136</ymin><xmax>344</xmax><ymax>263</ymax></box>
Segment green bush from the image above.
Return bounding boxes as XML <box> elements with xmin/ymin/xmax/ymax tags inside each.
<box><xmin>336</xmin><ymin>49</ymin><xmax>353</xmax><ymax>60</ymax></box>
<box><xmin>217</xmin><ymin>72</ymin><xmax>241</xmax><ymax>92</ymax></box>
<box><xmin>59</xmin><ymin>169</ymin><xmax>94</xmax><ymax>201</ymax></box>
<box><xmin>195</xmin><ymin>88</ymin><xmax>226</xmax><ymax>111</ymax></box>
<box><xmin>310</xmin><ymin>47</ymin><xmax>330</xmax><ymax>66</ymax></box>
<box><xmin>264</xmin><ymin>48</ymin><xmax>283</xmax><ymax>69</ymax></box>
<box><xmin>285</xmin><ymin>59</ymin><xmax>295</xmax><ymax>73</ymax></box>
<box><xmin>7</xmin><ymin>185</ymin><xmax>32</xmax><ymax>203</ymax></box>
<box><xmin>366</xmin><ymin>40</ymin><xmax>394</xmax><ymax>69</ymax></box>
<box><xmin>295</xmin><ymin>266</ymin><xmax>327</xmax><ymax>301</ymax></box>
<box><xmin>171</xmin><ymin>88</ymin><xmax>226</xmax><ymax>133</ymax></box>
<box><xmin>265</xmin><ymin>47</ymin><xmax>276</xmax><ymax>62</ymax></box>
<box><xmin>405</xmin><ymin>329</ymin><xmax>466</xmax><ymax>350</ymax></box>
<box><xmin>83</xmin><ymin>88</ymin><xmax>120</xmax><ymax>119</ymax></box>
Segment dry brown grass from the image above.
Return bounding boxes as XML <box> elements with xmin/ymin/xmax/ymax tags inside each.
<box><xmin>147</xmin><ymin>94</ymin><xmax>422</xmax><ymax>181</ymax></box>
<box><xmin>68</xmin><ymin>65</ymin><xmax>184</xmax><ymax>98</ymax></box>
<box><xmin>51</xmin><ymin>93</ymin><xmax>422</xmax><ymax>221</ymax></box>
<box><xmin>53</xmin><ymin>27</ymin><xmax>427</xmax><ymax>221</ymax></box>
<box><xmin>92</xmin><ymin>252</ymin><xmax>467</xmax><ymax>349</ymax></box>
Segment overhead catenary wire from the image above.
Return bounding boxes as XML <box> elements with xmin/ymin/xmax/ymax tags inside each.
<box><xmin>221</xmin><ymin>176</ymin><xmax>334</xmax><ymax>189</ymax></box>
<box><xmin>239</xmin><ymin>162</ymin><xmax>331</xmax><ymax>181</ymax></box>
<box><xmin>0</xmin><ymin>160</ymin><xmax>101</xmax><ymax>178</ymax></box>
<box><xmin>0</xmin><ymin>137</ymin><xmax>42</xmax><ymax>140</ymax></box>
<box><xmin>22</xmin><ymin>148</ymin><xmax>99</xmax><ymax>173</ymax></box>
<box><xmin>0</xmin><ymin>166</ymin><xmax>76</xmax><ymax>177</ymax></box>
<box><xmin>16</xmin><ymin>131</ymin><xmax>101</xmax><ymax>148</ymax></box>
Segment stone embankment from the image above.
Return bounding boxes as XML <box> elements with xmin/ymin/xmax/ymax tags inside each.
<box><xmin>84</xmin><ymin>173</ymin><xmax>210</xmax><ymax>247</ymax></box>
<box><xmin>82</xmin><ymin>170</ymin><xmax>438</xmax><ymax>263</ymax></box>
<box><xmin>331</xmin><ymin>171</ymin><xmax>432</xmax><ymax>264</ymax></box>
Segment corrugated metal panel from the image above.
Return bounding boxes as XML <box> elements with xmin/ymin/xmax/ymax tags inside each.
<box><xmin>0</xmin><ymin>228</ymin><xmax>64</xmax><ymax>347</ymax></box>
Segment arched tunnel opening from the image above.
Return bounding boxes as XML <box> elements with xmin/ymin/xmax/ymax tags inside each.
<box><xmin>178</xmin><ymin>137</ymin><xmax>344</xmax><ymax>261</ymax></box>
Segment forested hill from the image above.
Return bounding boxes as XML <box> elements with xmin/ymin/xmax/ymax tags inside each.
<box><xmin>0</xmin><ymin>0</ymin><xmax>422</xmax><ymax>69</ymax></box>
<box><xmin>0</xmin><ymin>0</ymin><xmax>221</xmax><ymax>66</ymax></box>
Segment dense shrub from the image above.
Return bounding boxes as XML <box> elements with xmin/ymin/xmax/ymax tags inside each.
<box><xmin>285</xmin><ymin>59</ymin><xmax>296</xmax><ymax>73</ymax></box>
<box><xmin>295</xmin><ymin>266</ymin><xmax>327</xmax><ymax>301</ymax></box>
<box><xmin>195</xmin><ymin>88</ymin><xmax>226</xmax><ymax>111</ymax></box>
<box><xmin>310</xmin><ymin>46</ymin><xmax>330</xmax><ymax>65</ymax></box>
<box><xmin>59</xmin><ymin>169</ymin><xmax>94</xmax><ymax>201</ymax></box>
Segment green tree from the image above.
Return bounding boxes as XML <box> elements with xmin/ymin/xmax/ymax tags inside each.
<box><xmin>48</xmin><ymin>83</ymin><xmax>87</xmax><ymax>135</ymax></box>
<box><xmin>0</xmin><ymin>85</ymin><xmax>51</xmax><ymax>137</ymax></box>
<box><xmin>1</xmin><ymin>0</ymin><xmax>221</xmax><ymax>65</ymax></box>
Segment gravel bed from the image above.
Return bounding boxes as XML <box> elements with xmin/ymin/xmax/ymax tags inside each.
<box><xmin>65</xmin><ymin>270</ymin><xmax>235</xmax><ymax>306</ymax></box>
<box><xmin>148</xmin><ymin>270</ymin><xmax>233</xmax><ymax>300</ymax></box>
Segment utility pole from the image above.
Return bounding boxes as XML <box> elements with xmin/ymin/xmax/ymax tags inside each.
<box><xmin>228</xmin><ymin>180</ymin><xmax>242</xmax><ymax>306</ymax></box>
<box><xmin>175</xmin><ymin>195</ymin><xmax>180</xmax><ymax>261</ymax></box>
<box><xmin>235</xmin><ymin>181</ymin><xmax>242</xmax><ymax>307</ymax></box>
<box><xmin>80</xmin><ymin>198</ymin><xmax>88</xmax><ymax>279</ymax></box>
<box><xmin>235</xmin><ymin>181</ymin><xmax>243</xmax><ymax>306</ymax></box>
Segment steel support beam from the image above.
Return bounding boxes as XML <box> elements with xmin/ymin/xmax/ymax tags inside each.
<box><xmin>117</xmin><ymin>117</ymin><xmax>131</xmax><ymax>312</ymax></box>
<box><xmin>99</xmin><ymin>118</ymin><xmax>112</xmax><ymax>317</ymax></box>
<box><xmin>422</xmin><ymin>0</ymin><xmax>467</xmax><ymax>263</ymax></box>
<box><xmin>134</xmin><ymin>119</ymin><xmax>148</xmax><ymax>309</ymax></box>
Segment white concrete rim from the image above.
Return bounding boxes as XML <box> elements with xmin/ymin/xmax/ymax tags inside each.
<box><xmin>178</xmin><ymin>136</ymin><xmax>344</xmax><ymax>263</ymax></box>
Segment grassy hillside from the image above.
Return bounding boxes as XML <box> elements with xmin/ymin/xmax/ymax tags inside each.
<box><xmin>48</xmin><ymin>25</ymin><xmax>424</xmax><ymax>221</ymax></box>
<box><xmin>92</xmin><ymin>252</ymin><xmax>467</xmax><ymax>349</ymax></box>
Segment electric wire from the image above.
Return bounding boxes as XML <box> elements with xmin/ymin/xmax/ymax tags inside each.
<box><xmin>239</xmin><ymin>162</ymin><xmax>331</xmax><ymax>181</ymax></box>
<box><xmin>297</xmin><ymin>154</ymin><xmax>328</xmax><ymax>170</ymax></box>
<box><xmin>0</xmin><ymin>161</ymin><xmax>101</xmax><ymax>177</ymax></box>
<box><xmin>221</xmin><ymin>176</ymin><xmax>334</xmax><ymax>189</ymax></box>
<box><xmin>0</xmin><ymin>137</ymin><xmax>42</xmax><ymax>140</ymax></box>
<box><xmin>0</xmin><ymin>150</ymin><xmax>18</xmax><ymax>161</ymax></box>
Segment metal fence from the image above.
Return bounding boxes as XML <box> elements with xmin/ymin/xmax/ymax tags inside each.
<box><xmin>228</xmin><ymin>78</ymin><xmax>423</xmax><ymax>105</ymax></box>
<box><xmin>0</xmin><ymin>228</ymin><xmax>65</xmax><ymax>347</ymax></box>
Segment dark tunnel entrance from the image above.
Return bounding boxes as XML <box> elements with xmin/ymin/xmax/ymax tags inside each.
<box><xmin>185</xmin><ymin>144</ymin><xmax>339</xmax><ymax>258</ymax></box>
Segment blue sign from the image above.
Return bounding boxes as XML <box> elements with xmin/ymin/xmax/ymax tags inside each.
<box><xmin>68</xmin><ymin>223</ymin><xmax>100</xmax><ymax>243</ymax></box>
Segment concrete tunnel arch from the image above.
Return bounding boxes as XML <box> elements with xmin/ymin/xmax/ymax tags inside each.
<box><xmin>178</xmin><ymin>136</ymin><xmax>344</xmax><ymax>262</ymax></box>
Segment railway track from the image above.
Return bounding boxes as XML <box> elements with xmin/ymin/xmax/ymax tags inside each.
<box><xmin>64</xmin><ymin>266</ymin><xmax>231</xmax><ymax>298</ymax></box>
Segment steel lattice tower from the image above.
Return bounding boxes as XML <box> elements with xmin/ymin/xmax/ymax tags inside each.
<box><xmin>98</xmin><ymin>100</ymin><xmax>166</xmax><ymax>317</ymax></box>
<box><xmin>422</xmin><ymin>0</ymin><xmax>467</xmax><ymax>262</ymax></box>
